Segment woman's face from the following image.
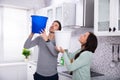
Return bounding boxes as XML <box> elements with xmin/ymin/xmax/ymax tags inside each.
<box><xmin>49</xmin><ymin>22</ymin><xmax>59</xmax><ymax>33</ymax></box>
<box><xmin>79</xmin><ymin>32</ymin><xmax>90</xmax><ymax>45</ymax></box>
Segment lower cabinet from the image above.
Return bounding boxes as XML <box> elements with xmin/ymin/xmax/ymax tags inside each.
<box><xmin>59</xmin><ymin>74</ymin><xmax>72</xmax><ymax>80</ymax></box>
<box><xmin>0</xmin><ymin>62</ymin><xmax>27</xmax><ymax>80</ymax></box>
<box><xmin>27</xmin><ymin>63</ymin><xmax>36</xmax><ymax>80</ymax></box>
<box><xmin>27</xmin><ymin>63</ymin><xmax>72</xmax><ymax>80</ymax></box>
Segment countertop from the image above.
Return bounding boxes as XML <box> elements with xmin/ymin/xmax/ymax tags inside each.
<box><xmin>28</xmin><ymin>61</ymin><xmax>120</xmax><ymax>80</ymax></box>
<box><xmin>57</xmin><ymin>65</ymin><xmax>120</xmax><ymax>80</ymax></box>
<box><xmin>28</xmin><ymin>61</ymin><xmax>103</xmax><ymax>79</ymax></box>
<box><xmin>1</xmin><ymin>61</ymin><xmax>120</xmax><ymax>80</ymax></box>
<box><xmin>0</xmin><ymin>61</ymin><xmax>27</xmax><ymax>67</ymax></box>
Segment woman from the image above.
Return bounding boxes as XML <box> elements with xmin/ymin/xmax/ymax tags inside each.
<box><xmin>24</xmin><ymin>20</ymin><xmax>61</xmax><ymax>80</ymax></box>
<box><xmin>58</xmin><ymin>32</ymin><xmax>98</xmax><ymax>80</ymax></box>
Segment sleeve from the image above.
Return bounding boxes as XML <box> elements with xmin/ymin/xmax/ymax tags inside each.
<box><xmin>63</xmin><ymin>51</ymin><xmax>92</xmax><ymax>71</ymax></box>
<box><xmin>46</xmin><ymin>41</ymin><xmax>59</xmax><ymax>57</ymax></box>
<box><xmin>67</xmin><ymin>49</ymin><xmax>81</xmax><ymax>59</ymax></box>
<box><xmin>24</xmin><ymin>36</ymin><xmax>40</xmax><ymax>49</ymax></box>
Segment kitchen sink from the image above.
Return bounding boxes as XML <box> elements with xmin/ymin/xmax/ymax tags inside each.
<box><xmin>62</xmin><ymin>71</ymin><xmax>104</xmax><ymax>77</ymax></box>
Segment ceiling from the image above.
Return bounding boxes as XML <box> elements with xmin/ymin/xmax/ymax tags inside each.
<box><xmin>0</xmin><ymin>0</ymin><xmax>52</xmax><ymax>9</ymax></box>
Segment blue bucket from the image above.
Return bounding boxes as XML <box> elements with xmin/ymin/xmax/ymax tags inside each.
<box><xmin>31</xmin><ymin>15</ymin><xmax>48</xmax><ymax>34</ymax></box>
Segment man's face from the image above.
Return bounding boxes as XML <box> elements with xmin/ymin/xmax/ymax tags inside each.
<box><xmin>49</xmin><ymin>22</ymin><xmax>59</xmax><ymax>33</ymax></box>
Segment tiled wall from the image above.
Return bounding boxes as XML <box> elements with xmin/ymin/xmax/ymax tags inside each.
<box><xmin>91</xmin><ymin>36</ymin><xmax>120</xmax><ymax>78</ymax></box>
<box><xmin>68</xmin><ymin>28</ymin><xmax>120</xmax><ymax>78</ymax></box>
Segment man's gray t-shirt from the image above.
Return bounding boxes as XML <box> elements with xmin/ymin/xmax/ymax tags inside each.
<box><xmin>24</xmin><ymin>36</ymin><xmax>59</xmax><ymax>76</ymax></box>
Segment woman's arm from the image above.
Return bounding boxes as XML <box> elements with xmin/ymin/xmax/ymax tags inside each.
<box><xmin>67</xmin><ymin>49</ymin><xmax>81</xmax><ymax>59</ymax></box>
<box><xmin>63</xmin><ymin>51</ymin><xmax>92</xmax><ymax>71</ymax></box>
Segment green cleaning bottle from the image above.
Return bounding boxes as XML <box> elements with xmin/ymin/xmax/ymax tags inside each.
<box><xmin>60</xmin><ymin>57</ymin><xmax>64</xmax><ymax>65</ymax></box>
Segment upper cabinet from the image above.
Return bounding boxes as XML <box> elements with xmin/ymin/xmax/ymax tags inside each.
<box><xmin>94</xmin><ymin>0</ymin><xmax>120</xmax><ymax>36</ymax></box>
<box><xmin>76</xmin><ymin>0</ymin><xmax>94</xmax><ymax>27</ymax></box>
<box><xmin>36</xmin><ymin>3</ymin><xmax>76</xmax><ymax>29</ymax></box>
<box><xmin>36</xmin><ymin>8</ymin><xmax>47</xmax><ymax>16</ymax></box>
<box><xmin>54</xmin><ymin>3</ymin><xmax>76</xmax><ymax>27</ymax></box>
<box><xmin>118</xmin><ymin>0</ymin><xmax>120</xmax><ymax>31</ymax></box>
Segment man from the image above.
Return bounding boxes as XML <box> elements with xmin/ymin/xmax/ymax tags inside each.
<box><xmin>24</xmin><ymin>20</ymin><xmax>61</xmax><ymax>80</ymax></box>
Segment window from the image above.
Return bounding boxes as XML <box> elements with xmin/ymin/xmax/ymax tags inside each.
<box><xmin>2</xmin><ymin>7</ymin><xmax>29</xmax><ymax>62</ymax></box>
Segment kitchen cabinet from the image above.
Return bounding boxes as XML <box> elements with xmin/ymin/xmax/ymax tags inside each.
<box><xmin>54</xmin><ymin>3</ymin><xmax>76</xmax><ymax>27</ymax></box>
<box><xmin>76</xmin><ymin>0</ymin><xmax>94</xmax><ymax>27</ymax></box>
<box><xmin>36</xmin><ymin>8</ymin><xmax>47</xmax><ymax>16</ymax></box>
<box><xmin>59</xmin><ymin>73</ymin><xmax>72</xmax><ymax>80</ymax></box>
<box><xmin>57</xmin><ymin>65</ymin><xmax>72</xmax><ymax>80</ymax></box>
<box><xmin>27</xmin><ymin>63</ymin><xmax>36</xmax><ymax>80</ymax></box>
<box><xmin>37</xmin><ymin>3</ymin><xmax>76</xmax><ymax>29</ymax></box>
<box><xmin>94</xmin><ymin>0</ymin><xmax>120</xmax><ymax>36</ymax></box>
<box><xmin>0</xmin><ymin>62</ymin><xmax>27</xmax><ymax>80</ymax></box>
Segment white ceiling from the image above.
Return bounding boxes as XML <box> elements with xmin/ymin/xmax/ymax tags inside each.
<box><xmin>0</xmin><ymin>0</ymin><xmax>52</xmax><ymax>9</ymax></box>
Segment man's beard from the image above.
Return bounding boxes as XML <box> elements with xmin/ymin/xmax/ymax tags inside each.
<box><xmin>49</xmin><ymin>31</ymin><xmax>54</xmax><ymax>34</ymax></box>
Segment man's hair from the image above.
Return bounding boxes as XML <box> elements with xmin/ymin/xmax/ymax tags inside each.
<box><xmin>54</xmin><ymin>20</ymin><xmax>62</xmax><ymax>30</ymax></box>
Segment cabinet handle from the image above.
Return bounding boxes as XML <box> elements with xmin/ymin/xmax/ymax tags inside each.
<box><xmin>113</xmin><ymin>27</ymin><xmax>116</xmax><ymax>32</ymax></box>
<box><xmin>29</xmin><ymin>66</ymin><xmax>32</xmax><ymax>68</ymax></box>
<box><xmin>109</xmin><ymin>28</ymin><xmax>112</xmax><ymax>32</ymax></box>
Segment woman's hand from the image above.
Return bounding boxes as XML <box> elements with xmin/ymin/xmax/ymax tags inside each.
<box><xmin>56</xmin><ymin>46</ymin><xmax>65</xmax><ymax>53</ymax></box>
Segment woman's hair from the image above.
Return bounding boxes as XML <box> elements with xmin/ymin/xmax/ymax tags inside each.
<box><xmin>74</xmin><ymin>32</ymin><xmax>98</xmax><ymax>59</ymax></box>
<box><xmin>54</xmin><ymin>20</ymin><xmax>62</xmax><ymax>30</ymax></box>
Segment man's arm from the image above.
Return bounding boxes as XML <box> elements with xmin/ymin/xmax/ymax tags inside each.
<box><xmin>24</xmin><ymin>33</ymin><xmax>40</xmax><ymax>49</ymax></box>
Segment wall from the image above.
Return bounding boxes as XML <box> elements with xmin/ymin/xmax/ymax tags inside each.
<box><xmin>91</xmin><ymin>36</ymin><xmax>120</xmax><ymax>78</ymax></box>
<box><xmin>68</xmin><ymin>28</ymin><xmax>120</xmax><ymax>78</ymax></box>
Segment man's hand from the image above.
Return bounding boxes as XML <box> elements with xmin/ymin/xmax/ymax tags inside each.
<box><xmin>40</xmin><ymin>30</ymin><xmax>48</xmax><ymax>41</ymax></box>
<box><xmin>29</xmin><ymin>33</ymin><xmax>34</xmax><ymax>38</ymax></box>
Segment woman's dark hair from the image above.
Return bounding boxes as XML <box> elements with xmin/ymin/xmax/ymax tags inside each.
<box><xmin>54</xmin><ymin>20</ymin><xmax>62</xmax><ymax>30</ymax></box>
<box><xmin>74</xmin><ymin>32</ymin><xmax>98</xmax><ymax>59</ymax></box>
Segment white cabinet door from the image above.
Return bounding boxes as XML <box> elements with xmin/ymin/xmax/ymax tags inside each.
<box><xmin>0</xmin><ymin>63</ymin><xmax>27</xmax><ymax>80</ymax></box>
<box><xmin>46</xmin><ymin>6</ymin><xmax>55</xmax><ymax>32</ymax></box>
<box><xmin>27</xmin><ymin>63</ymin><xmax>36</xmax><ymax>80</ymax></box>
<box><xmin>118</xmin><ymin>0</ymin><xmax>120</xmax><ymax>31</ymax></box>
<box><xmin>94</xmin><ymin>0</ymin><xmax>110</xmax><ymax>34</ymax></box>
<box><xmin>57</xmin><ymin>66</ymin><xmax>72</xmax><ymax>80</ymax></box>
<box><xmin>36</xmin><ymin>3</ymin><xmax>76</xmax><ymax>31</ymax></box>
<box><xmin>94</xmin><ymin>0</ymin><xmax>120</xmax><ymax>36</ymax></box>
<box><xmin>109</xmin><ymin>0</ymin><xmax>119</xmax><ymax>34</ymax></box>
<box><xmin>36</xmin><ymin>8</ymin><xmax>47</xmax><ymax>16</ymax></box>
<box><xmin>45</xmin><ymin>3</ymin><xmax>76</xmax><ymax>28</ymax></box>
<box><xmin>0</xmin><ymin>67</ymin><xmax>18</xmax><ymax>80</ymax></box>
<box><xmin>18</xmin><ymin>65</ymin><xmax>27</xmax><ymax>80</ymax></box>
<box><xmin>55</xmin><ymin>3</ymin><xmax>76</xmax><ymax>27</ymax></box>
<box><xmin>59</xmin><ymin>74</ymin><xmax>72</xmax><ymax>80</ymax></box>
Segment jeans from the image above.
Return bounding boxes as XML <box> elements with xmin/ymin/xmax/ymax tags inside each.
<box><xmin>33</xmin><ymin>72</ymin><xmax>59</xmax><ymax>80</ymax></box>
